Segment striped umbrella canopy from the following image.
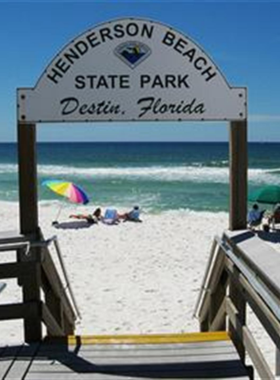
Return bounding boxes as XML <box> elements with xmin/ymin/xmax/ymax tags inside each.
<box><xmin>43</xmin><ymin>180</ymin><xmax>89</xmax><ymax>204</ymax></box>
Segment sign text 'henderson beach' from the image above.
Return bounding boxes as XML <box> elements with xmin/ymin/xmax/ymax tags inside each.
<box><xmin>19</xmin><ymin>18</ymin><xmax>246</xmax><ymax>122</ymax></box>
<box><xmin>47</xmin><ymin>22</ymin><xmax>216</xmax><ymax>84</ymax></box>
<box><xmin>46</xmin><ymin>21</ymin><xmax>217</xmax><ymax>119</ymax></box>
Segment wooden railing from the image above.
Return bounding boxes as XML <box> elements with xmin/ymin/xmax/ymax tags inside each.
<box><xmin>0</xmin><ymin>231</ymin><xmax>78</xmax><ymax>343</ymax></box>
<box><xmin>194</xmin><ymin>230</ymin><xmax>280</xmax><ymax>379</ymax></box>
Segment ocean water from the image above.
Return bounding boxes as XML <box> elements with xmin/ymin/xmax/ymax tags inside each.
<box><xmin>1</xmin><ymin>142</ymin><xmax>280</xmax><ymax>213</ymax></box>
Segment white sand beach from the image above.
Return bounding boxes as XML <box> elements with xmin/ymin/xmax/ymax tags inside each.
<box><xmin>0</xmin><ymin>201</ymin><xmax>228</xmax><ymax>338</ymax></box>
<box><xmin>0</xmin><ymin>201</ymin><xmax>279</xmax><ymax>376</ymax></box>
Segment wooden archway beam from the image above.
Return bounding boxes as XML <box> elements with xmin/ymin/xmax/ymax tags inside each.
<box><xmin>229</xmin><ymin>120</ymin><xmax>248</xmax><ymax>230</ymax></box>
<box><xmin>17</xmin><ymin>122</ymin><xmax>38</xmax><ymax>235</ymax></box>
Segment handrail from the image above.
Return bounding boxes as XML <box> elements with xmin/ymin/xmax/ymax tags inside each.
<box><xmin>221</xmin><ymin>240</ymin><xmax>280</xmax><ymax>322</ymax></box>
<box><xmin>32</xmin><ymin>236</ymin><xmax>81</xmax><ymax>321</ymax></box>
<box><xmin>193</xmin><ymin>236</ymin><xmax>220</xmax><ymax>318</ymax></box>
<box><xmin>196</xmin><ymin>232</ymin><xmax>280</xmax><ymax>378</ymax></box>
<box><xmin>0</xmin><ymin>241</ymin><xmax>30</xmax><ymax>254</ymax></box>
<box><xmin>52</xmin><ymin>237</ymin><xmax>81</xmax><ymax>321</ymax></box>
<box><xmin>0</xmin><ymin>232</ymin><xmax>77</xmax><ymax>341</ymax></box>
<box><xmin>226</xmin><ymin>297</ymin><xmax>274</xmax><ymax>379</ymax></box>
<box><xmin>224</xmin><ymin>231</ymin><xmax>280</xmax><ymax>305</ymax></box>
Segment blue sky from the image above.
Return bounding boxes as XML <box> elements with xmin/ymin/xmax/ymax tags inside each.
<box><xmin>0</xmin><ymin>1</ymin><xmax>280</xmax><ymax>142</ymax></box>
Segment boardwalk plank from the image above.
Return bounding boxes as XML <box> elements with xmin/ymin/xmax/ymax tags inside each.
<box><xmin>31</xmin><ymin>352</ymin><xmax>240</xmax><ymax>366</ymax></box>
<box><xmin>26</xmin><ymin>376</ymin><xmax>250</xmax><ymax>380</ymax></box>
<box><xmin>0</xmin><ymin>346</ymin><xmax>22</xmax><ymax>379</ymax></box>
<box><xmin>36</xmin><ymin>343</ymin><xmax>237</xmax><ymax>356</ymax></box>
<box><xmin>26</xmin><ymin>363</ymin><xmax>249</xmax><ymax>379</ymax></box>
<box><xmin>28</xmin><ymin>342</ymin><xmax>249</xmax><ymax>378</ymax></box>
<box><xmin>0</xmin><ymin>333</ymin><xmax>250</xmax><ymax>379</ymax></box>
<box><xmin>4</xmin><ymin>343</ymin><xmax>40</xmax><ymax>380</ymax></box>
<box><xmin>37</xmin><ymin>340</ymin><xmax>232</xmax><ymax>353</ymax></box>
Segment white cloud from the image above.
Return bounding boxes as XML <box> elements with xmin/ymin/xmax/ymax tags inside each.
<box><xmin>249</xmin><ymin>114</ymin><xmax>280</xmax><ymax>122</ymax></box>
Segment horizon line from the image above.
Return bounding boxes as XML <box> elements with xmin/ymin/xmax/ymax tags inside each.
<box><xmin>1</xmin><ymin>140</ymin><xmax>280</xmax><ymax>144</ymax></box>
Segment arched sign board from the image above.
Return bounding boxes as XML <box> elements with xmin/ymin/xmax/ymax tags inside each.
<box><xmin>18</xmin><ymin>18</ymin><xmax>247</xmax><ymax>123</ymax></box>
<box><xmin>17</xmin><ymin>17</ymin><xmax>247</xmax><ymax>248</ymax></box>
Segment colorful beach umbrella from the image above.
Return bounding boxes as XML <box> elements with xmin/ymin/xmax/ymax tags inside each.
<box><xmin>248</xmin><ymin>185</ymin><xmax>280</xmax><ymax>205</ymax></box>
<box><xmin>43</xmin><ymin>180</ymin><xmax>89</xmax><ymax>204</ymax></box>
<box><xmin>43</xmin><ymin>180</ymin><xmax>89</xmax><ymax>223</ymax></box>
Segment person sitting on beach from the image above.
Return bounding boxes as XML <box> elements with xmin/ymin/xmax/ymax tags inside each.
<box><xmin>119</xmin><ymin>206</ymin><xmax>142</xmax><ymax>223</ymax></box>
<box><xmin>70</xmin><ymin>207</ymin><xmax>102</xmax><ymax>225</ymax></box>
<box><xmin>268</xmin><ymin>203</ymin><xmax>280</xmax><ymax>229</ymax></box>
<box><xmin>247</xmin><ymin>203</ymin><xmax>265</xmax><ymax>228</ymax></box>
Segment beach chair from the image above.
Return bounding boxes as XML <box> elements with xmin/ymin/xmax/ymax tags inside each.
<box><xmin>102</xmin><ymin>208</ymin><xmax>119</xmax><ymax>225</ymax></box>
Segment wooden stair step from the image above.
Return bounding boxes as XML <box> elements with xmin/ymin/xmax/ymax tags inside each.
<box><xmin>1</xmin><ymin>332</ymin><xmax>252</xmax><ymax>379</ymax></box>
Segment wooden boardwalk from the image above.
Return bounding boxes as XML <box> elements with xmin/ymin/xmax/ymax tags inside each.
<box><xmin>0</xmin><ymin>332</ymin><xmax>251</xmax><ymax>379</ymax></box>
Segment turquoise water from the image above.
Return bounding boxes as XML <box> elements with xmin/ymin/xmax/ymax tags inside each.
<box><xmin>1</xmin><ymin>142</ymin><xmax>280</xmax><ymax>212</ymax></box>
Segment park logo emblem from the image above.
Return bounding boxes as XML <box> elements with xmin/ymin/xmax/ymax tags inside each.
<box><xmin>114</xmin><ymin>41</ymin><xmax>151</xmax><ymax>69</ymax></box>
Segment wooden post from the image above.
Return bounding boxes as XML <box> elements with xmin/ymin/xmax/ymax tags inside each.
<box><xmin>17</xmin><ymin>122</ymin><xmax>38</xmax><ymax>236</ymax></box>
<box><xmin>18</xmin><ymin>122</ymin><xmax>42</xmax><ymax>342</ymax></box>
<box><xmin>19</xmin><ymin>247</ymin><xmax>42</xmax><ymax>342</ymax></box>
<box><xmin>229</xmin><ymin>120</ymin><xmax>248</xmax><ymax>230</ymax></box>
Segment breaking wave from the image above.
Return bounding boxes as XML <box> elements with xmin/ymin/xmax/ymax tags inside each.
<box><xmin>1</xmin><ymin>163</ymin><xmax>280</xmax><ymax>185</ymax></box>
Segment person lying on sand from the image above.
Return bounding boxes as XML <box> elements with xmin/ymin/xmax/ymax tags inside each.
<box><xmin>119</xmin><ymin>206</ymin><xmax>142</xmax><ymax>223</ymax></box>
<box><xmin>70</xmin><ymin>207</ymin><xmax>102</xmax><ymax>224</ymax></box>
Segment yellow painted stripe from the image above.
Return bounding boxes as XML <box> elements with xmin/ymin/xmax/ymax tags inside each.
<box><xmin>46</xmin><ymin>331</ymin><xmax>230</xmax><ymax>345</ymax></box>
